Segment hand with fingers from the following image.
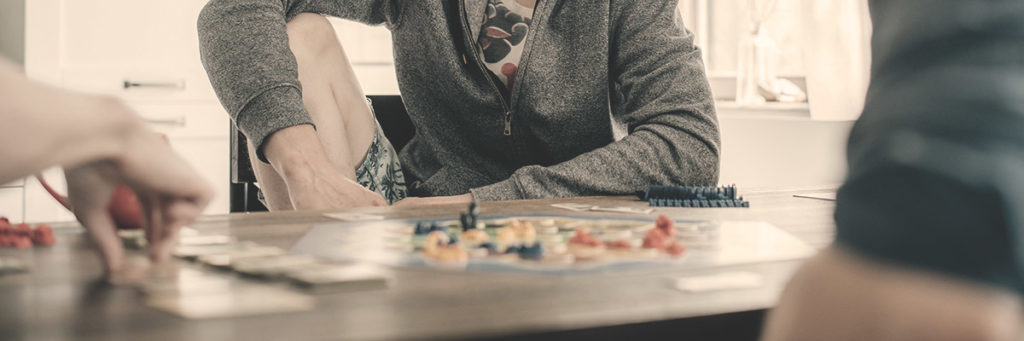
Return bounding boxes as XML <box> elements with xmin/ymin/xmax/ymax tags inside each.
<box><xmin>65</xmin><ymin>129</ymin><xmax>213</xmax><ymax>274</ymax></box>
<box><xmin>283</xmin><ymin>166</ymin><xmax>388</xmax><ymax>210</ymax></box>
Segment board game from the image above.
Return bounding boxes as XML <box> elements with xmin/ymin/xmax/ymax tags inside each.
<box><xmin>291</xmin><ymin>213</ymin><xmax>815</xmax><ymax>274</ymax></box>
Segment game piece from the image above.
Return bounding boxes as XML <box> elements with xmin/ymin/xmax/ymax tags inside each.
<box><xmin>477</xmin><ymin>242</ymin><xmax>498</xmax><ymax>253</ymax></box>
<box><xmin>414</xmin><ymin>222</ymin><xmax>432</xmax><ymax>235</ymax></box>
<box><xmin>431</xmin><ymin>223</ymin><xmax>449</xmax><ymax>234</ymax></box>
<box><xmin>119</xmin><ymin>229</ymin><xmax>147</xmax><ymax>249</ymax></box>
<box><xmin>640</xmin><ymin>184</ymin><xmax>750</xmax><ymax>208</ymax></box>
<box><xmin>13</xmin><ymin>223</ymin><xmax>31</xmax><ymax>238</ymax></box>
<box><xmin>459</xmin><ymin>199</ymin><xmax>481</xmax><ymax>232</ymax></box>
<box><xmin>665</xmin><ymin>242</ymin><xmax>686</xmax><ymax>257</ymax></box>
<box><xmin>11</xmin><ymin>236</ymin><xmax>32</xmax><ymax>249</ymax></box>
<box><xmin>606</xmin><ymin>240</ymin><xmax>632</xmax><ymax>250</ymax></box>
<box><xmin>654</xmin><ymin>215</ymin><xmax>676</xmax><ymax>237</ymax></box>
<box><xmin>460</xmin><ymin>229</ymin><xmax>489</xmax><ymax>244</ymax></box>
<box><xmin>642</xmin><ymin>230</ymin><xmax>670</xmax><ymax>250</ymax></box>
<box><xmin>495</xmin><ymin>227</ymin><xmax>517</xmax><ymax>245</ymax></box>
<box><xmin>504</xmin><ymin>244</ymin><xmax>523</xmax><ymax>255</ymax></box>
<box><xmin>287</xmin><ymin>263</ymin><xmax>393</xmax><ymax>294</ymax></box>
<box><xmin>32</xmin><ymin>224</ymin><xmax>55</xmax><ymax>246</ymax></box>
<box><xmin>568</xmin><ymin>229</ymin><xmax>603</xmax><ymax>247</ymax></box>
<box><xmin>508</xmin><ymin>220</ymin><xmax>537</xmax><ymax>242</ymax></box>
<box><xmin>642</xmin><ymin>215</ymin><xmax>679</xmax><ymax>250</ymax></box>
<box><xmin>422</xmin><ymin>231</ymin><xmax>468</xmax><ymax>265</ymax></box>
<box><xmin>517</xmin><ymin>242</ymin><xmax>545</xmax><ymax>260</ymax></box>
<box><xmin>567</xmin><ymin>229</ymin><xmax>606</xmax><ymax>261</ymax></box>
<box><xmin>0</xmin><ymin>216</ymin><xmax>8</xmax><ymax>224</ymax></box>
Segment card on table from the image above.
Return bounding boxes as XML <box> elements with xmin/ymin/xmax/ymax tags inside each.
<box><xmin>550</xmin><ymin>203</ymin><xmax>595</xmax><ymax>212</ymax></box>
<box><xmin>324</xmin><ymin>212</ymin><xmax>386</xmax><ymax>222</ymax></box>
<box><xmin>286</xmin><ymin>263</ymin><xmax>393</xmax><ymax>294</ymax></box>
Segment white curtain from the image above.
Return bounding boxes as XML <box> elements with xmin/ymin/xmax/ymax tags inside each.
<box><xmin>801</xmin><ymin>0</ymin><xmax>873</xmax><ymax>120</ymax></box>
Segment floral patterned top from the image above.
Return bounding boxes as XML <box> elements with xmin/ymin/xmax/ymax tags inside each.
<box><xmin>476</xmin><ymin>0</ymin><xmax>537</xmax><ymax>99</ymax></box>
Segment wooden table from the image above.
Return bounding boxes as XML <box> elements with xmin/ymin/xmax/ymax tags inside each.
<box><xmin>0</xmin><ymin>188</ymin><xmax>836</xmax><ymax>341</ymax></box>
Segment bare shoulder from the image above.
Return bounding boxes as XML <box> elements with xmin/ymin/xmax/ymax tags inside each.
<box><xmin>761</xmin><ymin>247</ymin><xmax>1024</xmax><ymax>341</ymax></box>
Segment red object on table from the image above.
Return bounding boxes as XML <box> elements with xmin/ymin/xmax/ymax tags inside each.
<box><xmin>35</xmin><ymin>176</ymin><xmax>144</xmax><ymax>230</ymax></box>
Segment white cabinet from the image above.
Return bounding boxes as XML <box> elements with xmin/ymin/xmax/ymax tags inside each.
<box><xmin>23</xmin><ymin>0</ymin><xmax>230</xmax><ymax>222</ymax></box>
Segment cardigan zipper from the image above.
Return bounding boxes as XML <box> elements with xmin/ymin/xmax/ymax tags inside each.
<box><xmin>459</xmin><ymin>0</ymin><xmax>526</xmax><ymax>137</ymax></box>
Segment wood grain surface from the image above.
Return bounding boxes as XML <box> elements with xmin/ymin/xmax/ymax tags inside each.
<box><xmin>0</xmin><ymin>188</ymin><xmax>836</xmax><ymax>341</ymax></box>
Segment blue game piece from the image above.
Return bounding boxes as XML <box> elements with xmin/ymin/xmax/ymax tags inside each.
<box><xmin>478</xmin><ymin>242</ymin><xmax>497</xmax><ymax>252</ymax></box>
<box><xmin>504</xmin><ymin>245</ymin><xmax>524</xmax><ymax>254</ymax></box>
<box><xmin>414</xmin><ymin>222</ymin><xmax>432</xmax><ymax>235</ymax></box>
<box><xmin>518</xmin><ymin>242</ymin><xmax>545</xmax><ymax>260</ymax></box>
<box><xmin>429</xmin><ymin>223</ymin><xmax>449</xmax><ymax>234</ymax></box>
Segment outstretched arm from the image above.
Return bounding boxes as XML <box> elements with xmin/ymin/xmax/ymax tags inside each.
<box><xmin>0</xmin><ymin>59</ymin><xmax>135</xmax><ymax>184</ymax></box>
<box><xmin>0</xmin><ymin>58</ymin><xmax>213</xmax><ymax>273</ymax></box>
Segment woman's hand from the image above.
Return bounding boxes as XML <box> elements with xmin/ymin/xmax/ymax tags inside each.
<box><xmin>67</xmin><ymin>120</ymin><xmax>213</xmax><ymax>274</ymax></box>
<box><xmin>393</xmin><ymin>193</ymin><xmax>474</xmax><ymax>207</ymax></box>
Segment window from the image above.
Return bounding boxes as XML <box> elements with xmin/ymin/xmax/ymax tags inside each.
<box><xmin>678</xmin><ymin>0</ymin><xmax>807</xmax><ymax>103</ymax></box>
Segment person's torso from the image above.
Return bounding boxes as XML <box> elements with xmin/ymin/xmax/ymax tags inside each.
<box><xmin>387</xmin><ymin>1</ymin><xmax>620</xmax><ymax>195</ymax></box>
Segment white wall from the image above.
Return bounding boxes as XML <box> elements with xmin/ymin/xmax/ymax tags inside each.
<box><xmin>718</xmin><ymin>115</ymin><xmax>852</xmax><ymax>189</ymax></box>
<box><xmin>0</xmin><ymin>0</ymin><xmax>25</xmax><ymax>65</ymax></box>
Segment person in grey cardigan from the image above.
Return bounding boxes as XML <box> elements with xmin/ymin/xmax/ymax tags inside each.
<box><xmin>197</xmin><ymin>1</ymin><xmax>720</xmax><ymax>210</ymax></box>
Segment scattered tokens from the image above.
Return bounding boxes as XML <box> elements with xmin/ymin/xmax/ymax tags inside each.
<box><xmin>406</xmin><ymin>214</ymin><xmax>693</xmax><ymax>268</ymax></box>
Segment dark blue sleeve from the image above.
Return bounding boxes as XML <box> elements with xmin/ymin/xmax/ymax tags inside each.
<box><xmin>835</xmin><ymin>0</ymin><xmax>1024</xmax><ymax>294</ymax></box>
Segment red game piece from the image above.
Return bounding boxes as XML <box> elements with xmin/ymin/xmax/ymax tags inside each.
<box><xmin>569</xmin><ymin>229</ymin><xmax>604</xmax><ymax>247</ymax></box>
<box><xmin>655</xmin><ymin>215</ymin><xmax>676</xmax><ymax>237</ymax></box>
<box><xmin>13</xmin><ymin>223</ymin><xmax>32</xmax><ymax>238</ymax></box>
<box><xmin>12</xmin><ymin>236</ymin><xmax>32</xmax><ymax>249</ymax></box>
<box><xmin>642</xmin><ymin>231</ymin><xmax>670</xmax><ymax>249</ymax></box>
<box><xmin>666</xmin><ymin>242</ymin><xmax>686</xmax><ymax>257</ymax></box>
<box><xmin>32</xmin><ymin>224</ymin><xmax>55</xmax><ymax>246</ymax></box>
<box><xmin>606</xmin><ymin>240</ymin><xmax>632</xmax><ymax>250</ymax></box>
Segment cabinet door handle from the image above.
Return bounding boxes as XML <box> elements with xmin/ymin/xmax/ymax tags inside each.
<box><xmin>144</xmin><ymin>116</ymin><xmax>187</xmax><ymax>126</ymax></box>
<box><xmin>123</xmin><ymin>79</ymin><xmax>186</xmax><ymax>90</ymax></box>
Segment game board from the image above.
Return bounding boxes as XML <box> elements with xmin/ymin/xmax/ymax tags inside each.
<box><xmin>291</xmin><ymin>214</ymin><xmax>815</xmax><ymax>274</ymax></box>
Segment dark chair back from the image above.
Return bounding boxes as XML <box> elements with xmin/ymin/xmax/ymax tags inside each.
<box><xmin>229</xmin><ymin>95</ymin><xmax>412</xmax><ymax>212</ymax></box>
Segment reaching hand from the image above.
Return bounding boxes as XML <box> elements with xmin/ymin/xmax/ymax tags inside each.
<box><xmin>66</xmin><ymin>125</ymin><xmax>213</xmax><ymax>274</ymax></box>
<box><xmin>282</xmin><ymin>161</ymin><xmax>387</xmax><ymax>210</ymax></box>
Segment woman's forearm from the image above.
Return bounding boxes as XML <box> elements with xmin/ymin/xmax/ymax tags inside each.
<box><xmin>0</xmin><ymin>58</ymin><xmax>139</xmax><ymax>184</ymax></box>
